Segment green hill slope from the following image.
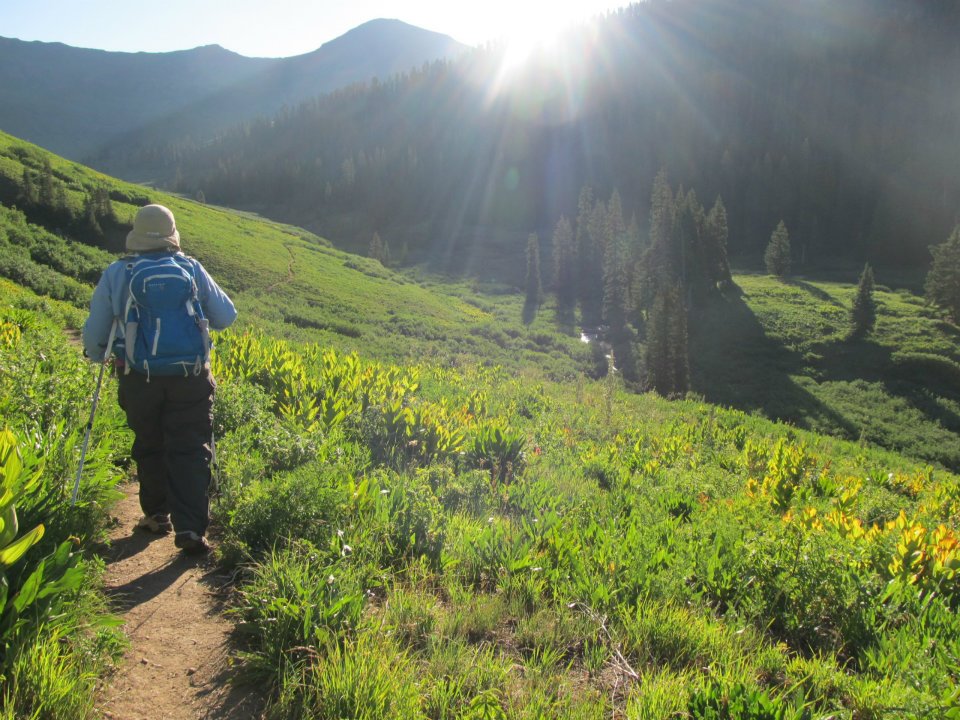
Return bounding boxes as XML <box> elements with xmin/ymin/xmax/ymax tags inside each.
<box><xmin>2</xmin><ymin>128</ymin><xmax>958</xmax><ymax>471</ymax></box>
<box><xmin>0</xmin><ymin>130</ymin><xmax>592</xmax><ymax>379</ymax></box>
<box><xmin>1</xmin><ymin>131</ymin><xmax>959</xmax><ymax>718</ymax></box>
<box><xmin>3</xmin><ymin>272</ymin><xmax>959</xmax><ymax>718</ymax></box>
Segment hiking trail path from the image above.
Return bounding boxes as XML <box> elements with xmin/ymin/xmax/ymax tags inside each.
<box><xmin>97</xmin><ymin>482</ymin><xmax>264</xmax><ymax>720</ymax></box>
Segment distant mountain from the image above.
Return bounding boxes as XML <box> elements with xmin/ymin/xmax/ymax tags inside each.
<box><xmin>0</xmin><ymin>20</ymin><xmax>468</xmax><ymax>171</ymax></box>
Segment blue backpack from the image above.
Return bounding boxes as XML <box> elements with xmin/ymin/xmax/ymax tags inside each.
<box><xmin>118</xmin><ymin>253</ymin><xmax>211</xmax><ymax>378</ymax></box>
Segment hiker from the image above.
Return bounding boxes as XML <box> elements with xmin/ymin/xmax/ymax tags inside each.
<box><xmin>82</xmin><ymin>204</ymin><xmax>236</xmax><ymax>554</ymax></box>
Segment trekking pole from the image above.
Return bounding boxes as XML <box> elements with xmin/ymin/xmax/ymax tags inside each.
<box><xmin>72</xmin><ymin>318</ymin><xmax>118</xmax><ymax>506</ymax></box>
<box><xmin>209</xmin><ymin>425</ymin><xmax>219</xmax><ymax>495</ymax></box>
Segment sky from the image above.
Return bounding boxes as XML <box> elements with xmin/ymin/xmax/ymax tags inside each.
<box><xmin>1</xmin><ymin>0</ymin><xmax>630</xmax><ymax>58</ymax></box>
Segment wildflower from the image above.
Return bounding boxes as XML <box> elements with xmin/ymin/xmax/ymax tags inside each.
<box><xmin>327</xmin><ymin>575</ymin><xmax>335</xmax><ymax>585</ymax></box>
<box><xmin>341</xmin><ymin>545</ymin><xmax>353</xmax><ymax>557</ymax></box>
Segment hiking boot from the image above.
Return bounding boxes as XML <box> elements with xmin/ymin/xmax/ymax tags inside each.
<box><xmin>136</xmin><ymin>513</ymin><xmax>173</xmax><ymax>535</ymax></box>
<box><xmin>174</xmin><ymin>531</ymin><xmax>210</xmax><ymax>555</ymax></box>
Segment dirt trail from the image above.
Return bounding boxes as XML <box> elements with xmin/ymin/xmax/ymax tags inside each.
<box><xmin>98</xmin><ymin>483</ymin><xmax>264</xmax><ymax>720</ymax></box>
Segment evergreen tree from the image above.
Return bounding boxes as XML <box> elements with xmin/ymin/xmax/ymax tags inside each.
<box><xmin>645</xmin><ymin>284</ymin><xmax>689</xmax><ymax>396</ymax></box>
<box><xmin>602</xmin><ymin>192</ymin><xmax>630</xmax><ymax>338</ymax></box>
<box><xmin>925</xmin><ymin>224</ymin><xmax>960</xmax><ymax>323</ymax></box>
<box><xmin>368</xmin><ymin>232</ymin><xmax>385</xmax><ymax>264</ymax></box>
<box><xmin>382</xmin><ymin>239</ymin><xmax>391</xmax><ymax>267</ymax></box>
<box><xmin>576</xmin><ymin>186</ymin><xmax>605</xmax><ymax>325</ymax></box>
<box><xmin>850</xmin><ymin>262</ymin><xmax>876</xmax><ymax>336</ymax></box>
<box><xmin>641</xmin><ymin>169</ymin><xmax>677</xmax><ymax>309</ymax></box>
<box><xmin>764</xmin><ymin>220</ymin><xmax>791</xmax><ymax>277</ymax></box>
<box><xmin>676</xmin><ymin>189</ymin><xmax>710</xmax><ymax>303</ymax></box>
<box><xmin>38</xmin><ymin>159</ymin><xmax>55</xmax><ymax>207</ymax></box>
<box><xmin>19</xmin><ymin>168</ymin><xmax>37</xmax><ymax>206</ymax></box>
<box><xmin>525</xmin><ymin>233</ymin><xmax>542</xmax><ymax>307</ymax></box>
<box><xmin>82</xmin><ymin>194</ymin><xmax>103</xmax><ymax>241</ymax></box>
<box><xmin>552</xmin><ymin>215</ymin><xmax>577</xmax><ymax>312</ymax></box>
<box><xmin>91</xmin><ymin>185</ymin><xmax>114</xmax><ymax>221</ymax></box>
<box><xmin>705</xmin><ymin>196</ymin><xmax>733</xmax><ymax>287</ymax></box>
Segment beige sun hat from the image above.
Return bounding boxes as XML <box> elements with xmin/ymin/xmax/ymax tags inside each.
<box><xmin>126</xmin><ymin>204</ymin><xmax>181</xmax><ymax>252</ymax></box>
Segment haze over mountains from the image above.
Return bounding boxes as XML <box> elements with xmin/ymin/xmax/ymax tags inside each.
<box><xmin>0</xmin><ymin>19</ymin><xmax>467</xmax><ymax>166</ymax></box>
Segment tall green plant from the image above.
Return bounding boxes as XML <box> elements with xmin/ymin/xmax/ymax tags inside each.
<box><xmin>0</xmin><ymin>428</ymin><xmax>85</xmax><ymax>667</ymax></box>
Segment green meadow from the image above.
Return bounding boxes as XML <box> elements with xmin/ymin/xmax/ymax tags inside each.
<box><xmin>1</xmin><ymin>131</ymin><xmax>959</xmax><ymax>718</ymax></box>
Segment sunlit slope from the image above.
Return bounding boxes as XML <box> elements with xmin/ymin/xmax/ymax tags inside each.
<box><xmin>0</xmin><ymin>130</ymin><xmax>591</xmax><ymax>374</ymax></box>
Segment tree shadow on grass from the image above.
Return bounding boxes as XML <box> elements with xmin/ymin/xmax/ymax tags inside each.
<box><xmin>695</xmin><ymin>290</ymin><xmax>960</xmax><ymax>467</ymax></box>
<box><xmin>690</xmin><ymin>288</ymin><xmax>858</xmax><ymax>437</ymax></box>
<box><xmin>787</xmin><ymin>278</ymin><xmax>846</xmax><ymax>307</ymax></box>
<box><xmin>522</xmin><ymin>299</ymin><xmax>539</xmax><ymax>326</ymax></box>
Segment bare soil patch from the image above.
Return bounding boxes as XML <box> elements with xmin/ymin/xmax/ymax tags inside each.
<box><xmin>97</xmin><ymin>483</ymin><xmax>264</xmax><ymax>720</ymax></box>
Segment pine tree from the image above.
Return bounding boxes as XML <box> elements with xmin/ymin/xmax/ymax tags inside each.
<box><xmin>850</xmin><ymin>263</ymin><xmax>876</xmax><ymax>336</ymax></box>
<box><xmin>676</xmin><ymin>189</ymin><xmax>710</xmax><ymax>302</ymax></box>
<box><xmin>19</xmin><ymin>168</ymin><xmax>37</xmax><ymax>206</ymax></box>
<box><xmin>552</xmin><ymin>215</ymin><xmax>577</xmax><ymax>311</ymax></box>
<box><xmin>705</xmin><ymin>196</ymin><xmax>733</xmax><ymax>287</ymax></box>
<box><xmin>576</xmin><ymin>186</ymin><xmax>605</xmax><ymax>325</ymax></box>
<box><xmin>602</xmin><ymin>192</ymin><xmax>630</xmax><ymax>338</ymax></box>
<box><xmin>368</xmin><ymin>232</ymin><xmax>385</xmax><ymax>264</ymax></box>
<box><xmin>645</xmin><ymin>284</ymin><xmax>689</xmax><ymax>396</ymax></box>
<box><xmin>525</xmin><ymin>233</ymin><xmax>542</xmax><ymax>307</ymax></box>
<box><xmin>381</xmin><ymin>239</ymin><xmax>391</xmax><ymax>267</ymax></box>
<box><xmin>82</xmin><ymin>194</ymin><xmax>103</xmax><ymax>241</ymax></box>
<box><xmin>925</xmin><ymin>224</ymin><xmax>960</xmax><ymax>323</ymax></box>
<box><xmin>38</xmin><ymin>159</ymin><xmax>55</xmax><ymax>207</ymax></box>
<box><xmin>641</xmin><ymin>169</ymin><xmax>677</xmax><ymax>310</ymax></box>
<box><xmin>764</xmin><ymin>220</ymin><xmax>791</xmax><ymax>278</ymax></box>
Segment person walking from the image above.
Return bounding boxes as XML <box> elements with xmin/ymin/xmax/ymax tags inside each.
<box><xmin>82</xmin><ymin>204</ymin><xmax>236</xmax><ymax>554</ymax></box>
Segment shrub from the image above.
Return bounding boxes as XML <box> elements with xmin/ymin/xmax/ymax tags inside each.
<box><xmin>217</xmin><ymin>462</ymin><xmax>348</xmax><ymax>564</ymax></box>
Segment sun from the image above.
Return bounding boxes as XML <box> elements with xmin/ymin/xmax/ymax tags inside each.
<box><xmin>497</xmin><ymin>9</ymin><xmax>572</xmax><ymax>74</ymax></box>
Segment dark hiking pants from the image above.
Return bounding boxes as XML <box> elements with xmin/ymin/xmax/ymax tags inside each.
<box><xmin>118</xmin><ymin>368</ymin><xmax>215</xmax><ymax>537</ymax></box>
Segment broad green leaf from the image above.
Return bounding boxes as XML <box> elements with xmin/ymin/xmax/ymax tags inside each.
<box><xmin>0</xmin><ymin>504</ymin><xmax>16</xmax><ymax>547</ymax></box>
<box><xmin>37</xmin><ymin>564</ymin><xmax>84</xmax><ymax>599</ymax></box>
<box><xmin>11</xmin><ymin>557</ymin><xmax>45</xmax><ymax>613</ymax></box>
<box><xmin>0</xmin><ymin>523</ymin><xmax>44</xmax><ymax>567</ymax></box>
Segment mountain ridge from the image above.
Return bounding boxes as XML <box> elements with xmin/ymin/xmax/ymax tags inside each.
<box><xmin>0</xmin><ymin>20</ymin><xmax>468</xmax><ymax>167</ymax></box>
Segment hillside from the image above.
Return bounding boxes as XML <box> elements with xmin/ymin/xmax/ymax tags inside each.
<box><xmin>0</xmin><ymin>20</ymin><xmax>467</xmax><ymax>169</ymax></box>
<box><xmin>3</xmin><ymin>243</ymin><xmax>960</xmax><ymax>717</ymax></box>
<box><xmin>0</xmin><ymin>130</ymin><xmax>592</xmax><ymax>379</ymax></box>
<box><xmin>1</xmin><ymin>130</ymin><xmax>958</xmax><ymax>472</ymax></box>
<box><xmin>0</xmin><ymin>126</ymin><xmax>959</xmax><ymax>717</ymax></box>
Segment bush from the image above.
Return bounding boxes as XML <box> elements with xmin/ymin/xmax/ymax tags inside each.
<box><xmin>217</xmin><ymin>461</ymin><xmax>348</xmax><ymax>565</ymax></box>
<box><xmin>734</xmin><ymin>527</ymin><xmax>884</xmax><ymax>659</ymax></box>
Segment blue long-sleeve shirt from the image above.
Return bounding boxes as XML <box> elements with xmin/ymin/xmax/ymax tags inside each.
<box><xmin>82</xmin><ymin>252</ymin><xmax>237</xmax><ymax>361</ymax></box>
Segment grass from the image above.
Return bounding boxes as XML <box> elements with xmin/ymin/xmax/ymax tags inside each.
<box><xmin>693</xmin><ymin>273</ymin><xmax>960</xmax><ymax>469</ymax></box>
<box><xmin>1</xmin><ymin>131</ymin><xmax>960</xmax><ymax>718</ymax></box>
